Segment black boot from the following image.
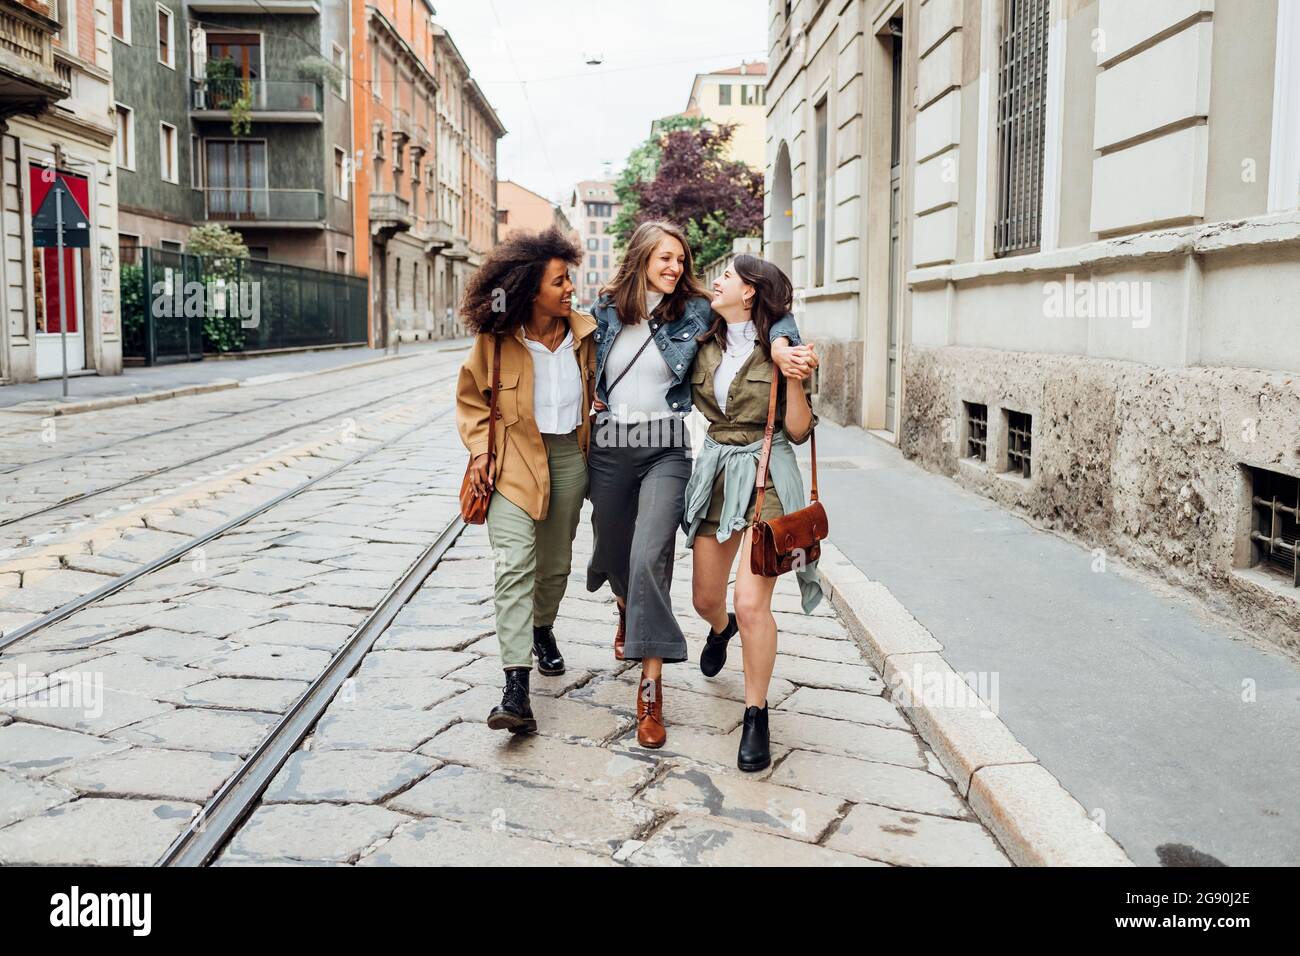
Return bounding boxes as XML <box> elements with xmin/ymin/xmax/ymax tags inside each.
<box><xmin>737</xmin><ymin>703</ymin><xmax>770</xmax><ymax>772</ymax></box>
<box><xmin>531</xmin><ymin>625</ymin><xmax>565</xmax><ymax>676</ymax></box>
<box><xmin>699</xmin><ymin>612</ymin><xmax>738</xmax><ymax>677</ymax></box>
<box><xmin>487</xmin><ymin>668</ymin><xmax>537</xmax><ymax>734</ymax></box>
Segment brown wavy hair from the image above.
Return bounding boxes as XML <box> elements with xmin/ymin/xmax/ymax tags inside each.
<box><xmin>698</xmin><ymin>254</ymin><xmax>794</xmax><ymax>361</ymax></box>
<box><xmin>459</xmin><ymin>226</ymin><xmax>582</xmax><ymax>334</ymax></box>
<box><xmin>598</xmin><ymin>220</ymin><xmax>708</xmax><ymax>325</ymax></box>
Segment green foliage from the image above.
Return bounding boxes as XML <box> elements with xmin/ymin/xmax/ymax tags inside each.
<box><xmin>230</xmin><ymin>80</ymin><xmax>253</xmax><ymax>138</ymax></box>
<box><xmin>186</xmin><ymin>225</ymin><xmax>250</xmax><ymax>353</ymax></box>
<box><xmin>609</xmin><ymin>114</ymin><xmax>707</xmax><ymax>251</ymax></box>
<box><xmin>685</xmin><ymin>213</ymin><xmax>735</xmax><ymax>269</ymax></box>
<box><xmin>296</xmin><ymin>55</ymin><xmax>343</xmax><ymax>90</ymax></box>
<box><xmin>118</xmin><ymin>262</ymin><xmax>146</xmax><ymax>355</ymax></box>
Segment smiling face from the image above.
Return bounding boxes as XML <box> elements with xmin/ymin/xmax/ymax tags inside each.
<box><xmin>534</xmin><ymin>257</ymin><xmax>575</xmax><ymax>319</ymax></box>
<box><xmin>711</xmin><ymin>263</ymin><xmax>753</xmax><ymax>313</ymax></box>
<box><xmin>645</xmin><ymin>234</ymin><xmax>686</xmax><ymax>295</ymax></box>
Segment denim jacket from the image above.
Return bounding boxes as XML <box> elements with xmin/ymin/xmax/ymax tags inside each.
<box><xmin>589</xmin><ymin>294</ymin><xmax>802</xmax><ymax>414</ymax></box>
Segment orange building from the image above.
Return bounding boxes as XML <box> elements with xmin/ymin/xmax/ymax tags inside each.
<box><xmin>497</xmin><ymin>180</ymin><xmax>572</xmax><ymax>241</ymax></box>
<box><xmin>349</xmin><ymin>1</ymin><xmax>504</xmax><ymax>346</ymax></box>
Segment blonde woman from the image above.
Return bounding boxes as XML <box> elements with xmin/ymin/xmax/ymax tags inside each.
<box><xmin>683</xmin><ymin>254</ymin><xmax>823</xmax><ymax>771</ymax></box>
<box><xmin>457</xmin><ymin>228</ymin><xmax>595</xmax><ymax>734</ymax></box>
<box><xmin>585</xmin><ymin>221</ymin><xmax>813</xmax><ymax>748</ymax></box>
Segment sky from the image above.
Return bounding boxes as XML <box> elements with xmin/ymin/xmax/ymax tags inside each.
<box><xmin>433</xmin><ymin>0</ymin><xmax>769</xmax><ymax>205</ymax></box>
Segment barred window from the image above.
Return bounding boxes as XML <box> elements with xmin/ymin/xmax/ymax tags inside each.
<box><xmin>1248</xmin><ymin>467</ymin><xmax>1300</xmax><ymax>587</ymax></box>
<box><xmin>1005</xmin><ymin>410</ymin><xmax>1031</xmax><ymax>477</ymax></box>
<box><xmin>965</xmin><ymin>402</ymin><xmax>988</xmax><ymax>461</ymax></box>
<box><xmin>994</xmin><ymin>0</ymin><xmax>1050</xmax><ymax>257</ymax></box>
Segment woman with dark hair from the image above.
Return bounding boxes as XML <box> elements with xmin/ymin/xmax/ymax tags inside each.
<box><xmin>683</xmin><ymin>254</ymin><xmax>824</xmax><ymax>771</ymax></box>
<box><xmin>586</xmin><ymin>221</ymin><xmax>814</xmax><ymax>748</ymax></box>
<box><xmin>456</xmin><ymin>226</ymin><xmax>594</xmax><ymax>734</ymax></box>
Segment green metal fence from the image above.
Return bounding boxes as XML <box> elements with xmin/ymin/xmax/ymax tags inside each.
<box><xmin>120</xmin><ymin>247</ymin><xmax>368</xmax><ymax>366</ymax></box>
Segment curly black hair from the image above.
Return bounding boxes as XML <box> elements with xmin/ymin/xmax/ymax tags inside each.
<box><xmin>459</xmin><ymin>226</ymin><xmax>582</xmax><ymax>334</ymax></box>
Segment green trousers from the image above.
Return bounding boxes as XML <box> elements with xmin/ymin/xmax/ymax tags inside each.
<box><xmin>485</xmin><ymin>430</ymin><xmax>588</xmax><ymax>668</ymax></box>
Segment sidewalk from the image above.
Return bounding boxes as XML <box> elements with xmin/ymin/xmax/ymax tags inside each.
<box><xmin>799</xmin><ymin>421</ymin><xmax>1300</xmax><ymax>866</ymax></box>
<box><xmin>0</xmin><ymin>341</ymin><xmax>465</xmax><ymax>410</ymax></box>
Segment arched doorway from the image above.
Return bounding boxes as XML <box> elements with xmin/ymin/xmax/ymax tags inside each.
<box><xmin>769</xmin><ymin>141</ymin><xmax>793</xmax><ymax>277</ymax></box>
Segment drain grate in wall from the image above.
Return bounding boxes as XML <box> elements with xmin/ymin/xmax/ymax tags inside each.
<box><xmin>965</xmin><ymin>402</ymin><xmax>988</xmax><ymax>461</ymax></box>
<box><xmin>1249</xmin><ymin>466</ymin><xmax>1300</xmax><ymax>587</ymax></box>
<box><xmin>1006</xmin><ymin>409</ymin><xmax>1032</xmax><ymax>478</ymax></box>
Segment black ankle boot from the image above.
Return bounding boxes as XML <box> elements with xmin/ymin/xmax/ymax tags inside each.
<box><xmin>699</xmin><ymin>612</ymin><xmax>738</xmax><ymax>677</ymax></box>
<box><xmin>531</xmin><ymin>625</ymin><xmax>565</xmax><ymax>676</ymax></box>
<box><xmin>487</xmin><ymin>668</ymin><xmax>536</xmax><ymax>734</ymax></box>
<box><xmin>737</xmin><ymin>703</ymin><xmax>770</xmax><ymax>772</ymax></box>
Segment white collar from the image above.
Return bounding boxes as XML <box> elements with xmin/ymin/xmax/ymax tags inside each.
<box><xmin>646</xmin><ymin>290</ymin><xmax>665</xmax><ymax>316</ymax></box>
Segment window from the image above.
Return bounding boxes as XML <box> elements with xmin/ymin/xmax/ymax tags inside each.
<box><xmin>118</xmin><ymin>233</ymin><xmax>140</xmax><ymax>265</ymax></box>
<box><xmin>331</xmin><ymin>43</ymin><xmax>347</xmax><ymax>99</ymax></box>
<box><xmin>602</xmin><ymin>255</ymin><xmax>609</xmax><ymax>269</ymax></box>
<box><xmin>1247</xmin><ymin>466</ymin><xmax>1300</xmax><ymax>587</ymax></box>
<box><xmin>246</xmin><ymin>246</ymin><xmax>268</xmax><ymax>259</ymax></box>
<box><xmin>159</xmin><ymin>122</ymin><xmax>177</xmax><ymax>182</ymax></box>
<box><xmin>586</xmin><ymin>238</ymin><xmax>598</xmax><ymax>251</ymax></box>
<box><xmin>156</xmin><ymin>5</ymin><xmax>174</xmax><ymax>69</ymax></box>
<box><xmin>814</xmin><ymin>96</ymin><xmax>828</xmax><ymax>286</ymax></box>
<box><xmin>602</xmin><ymin>238</ymin><xmax>609</xmax><ymax>251</ymax></box>
<box><xmin>334</xmin><ymin>147</ymin><xmax>348</xmax><ymax>199</ymax></box>
<box><xmin>994</xmin><ymin>0</ymin><xmax>1050</xmax><ymax>256</ymax></box>
<box><xmin>160</xmin><ymin>239</ymin><xmax>182</xmax><ymax>252</ymax></box>
<box><xmin>112</xmin><ymin>0</ymin><xmax>130</xmax><ymax>42</ymax></box>
<box><xmin>588</xmin><ymin>221</ymin><xmax>596</xmax><ymax>235</ymax></box>
<box><xmin>205</xmin><ymin>139</ymin><xmax>268</xmax><ymax>219</ymax></box>
<box><xmin>718</xmin><ymin>84</ymin><xmax>732</xmax><ymax>105</ymax></box>
<box><xmin>1005</xmin><ymin>410</ymin><xmax>1032</xmax><ymax>477</ymax></box>
<box><xmin>190</xmin><ymin>134</ymin><xmax>201</xmax><ymax>188</ymax></box>
<box><xmin>741</xmin><ymin>84</ymin><xmax>757</xmax><ymax>105</ymax></box>
<box><xmin>114</xmin><ymin>105</ymin><xmax>134</xmax><ymax>169</ymax></box>
<box><xmin>965</xmin><ymin>402</ymin><xmax>988</xmax><ymax>461</ymax></box>
<box><xmin>588</xmin><ymin>254</ymin><xmax>596</xmax><ymax>268</ymax></box>
<box><xmin>496</xmin><ymin>209</ymin><xmax>508</xmax><ymax>224</ymax></box>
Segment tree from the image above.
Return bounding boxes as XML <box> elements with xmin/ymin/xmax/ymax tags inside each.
<box><xmin>609</xmin><ymin>114</ymin><xmax>706</xmax><ymax>249</ymax></box>
<box><xmin>613</xmin><ymin>122</ymin><xmax>763</xmax><ymax>267</ymax></box>
<box><xmin>186</xmin><ymin>222</ymin><xmax>250</xmax><ymax>260</ymax></box>
<box><xmin>186</xmin><ymin>224</ymin><xmax>249</xmax><ymax>353</ymax></box>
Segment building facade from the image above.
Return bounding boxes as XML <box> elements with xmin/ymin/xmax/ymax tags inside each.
<box><xmin>113</xmin><ymin>0</ymin><xmax>355</xmax><ymax>271</ymax></box>
<box><xmin>571</xmin><ymin>179</ymin><xmax>618</xmax><ymax>307</ymax></box>
<box><xmin>676</xmin><ymin>61</ymin><xmax>769</xmax><ymax>170</ymax></box>
<box><xmin>497</xmin><ymin>179</ymin><xmax>571</xmax><ymax>240</ymax></box>
<box><xmin>766</xmin><ymin>0</ymin><xmax>1300</xmax><ymax>653</ymax></box>
<box><xmin>1</xmin><ymin>0</ymin><xmax>121</xmax><ymax>383</ymax></box>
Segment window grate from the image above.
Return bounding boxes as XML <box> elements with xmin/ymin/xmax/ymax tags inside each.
<box><xmin>994</xmin><ymin>0</ymin><xmax>1050</xmax><ymax>257</ymax></box>
<box><xmin>1248</xmin><ymin>467</ymin><xmax>1300</xmax><ymax>587</ymax></box>
<box><xmin>965</xmin><ymin>402</ymin><xmax>988</xmax><ymax>461</ymax></box>
<box><xmin>1006</xmin><ymin>410</ymin><xmax>1031</xmax><ymax>477</ymax></box>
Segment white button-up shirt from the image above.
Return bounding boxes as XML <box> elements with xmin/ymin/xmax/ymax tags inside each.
<box><xmin>525</xmin><ymin>329</ymin><xmax>583</xmax><ymax>435</ymax></box>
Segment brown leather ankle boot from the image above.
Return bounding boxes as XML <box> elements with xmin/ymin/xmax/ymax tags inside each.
<box><xmin>636</xmin><ymin>675</ymin><xmax>666</xmax><ymax>748</ymax></box>
<box><xmin>613</xmin><ymin>603</ymin><xmax>626</xmax><ymax>661</ymax></box>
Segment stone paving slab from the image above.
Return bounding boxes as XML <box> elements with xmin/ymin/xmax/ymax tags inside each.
<box><xmin>0</xmin><ymin>797</ymin><xmax>199</xmax><ymax>865</ymax></box>
<box><xmin>827</xmin><ymin>802</ymin><xmax>1010</xmax><ymax>866</ymax></box>
<box><xmin>112</xmin><ymin>707</ymin><xmax>277</xmax><ymax>756</ymax></box>
<box><xmin>264</xmin><ymin>749</ymin><xmax>437</xmax><ymax>804</ymax></box>
<box><xmin>628</xmin><ymin>816</ymin><xmax>883</xmax><ymax>867</ymax></box>
<box><xmin>221</xmin><ymin>802</ymin><xmax>409</xmax><ymax>864</ymax></box>
<box><xmin>0</xmin><ymin>722</ymin><xmax>128</xmax><ymax>778</ymax></box>
<box><xmin>389</xmin><ymin>764</ymin><xmax>659</xmax><ymax>853</ymax></box>
<box><xmin>357</xmin><ymin>816</ymin><xmax>614</xmax><ymax>866</ymax></box>
<box><xmin>767</xmin><ymin>749</ymin><xmax>970</xmax><ymax>819</ymax></box>
<box><xmin>0</xmin><ymin>769</ymin><xmax>75</xmax><ymax>827</ymax></box>
<box><xmin>47</xmin><ymin>747</ymin><xmax>242</xmax><ymax>802</ymax></box>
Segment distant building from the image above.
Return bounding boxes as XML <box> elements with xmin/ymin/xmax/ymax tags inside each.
<box><xmin>1</xmin><ymin>0</ymin><xmax>121</xmax><ymax>383</ymax></box>
<box><xmin>653</xmin><ymin>61</ymin><xmax>767</xmax><ymax>171</ymax></box>
<box><xmin>570</xmin><ymin>180</ymin><xmax>618</xmax><ymax>307</ymax></box>
<box><xmin>497</xmin><ymin>180</ymin><xmax>571</xmax><ymax>241</ymax></box>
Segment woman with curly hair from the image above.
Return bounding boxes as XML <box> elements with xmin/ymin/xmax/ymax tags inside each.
<box><xmin>456</xmin><ymin>226</ymin><xmax>594</xmax><ymax>734</ymax></box>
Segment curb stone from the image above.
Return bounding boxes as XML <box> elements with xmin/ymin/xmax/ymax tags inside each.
<box><xmin>816</xmin><ymin>538</ymin><xmax>1134</xmax><ymax>867</ymax></box>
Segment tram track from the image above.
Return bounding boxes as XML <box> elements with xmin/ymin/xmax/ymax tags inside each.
<box><xmin>0</xmin><ymin>356</ymin><xmax>463</xmax><ymax>536</ymax></box>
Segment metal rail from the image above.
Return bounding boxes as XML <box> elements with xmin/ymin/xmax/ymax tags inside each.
<box><xmin>157</xmin><ymin>515</ymin><xmax>467</xmax><ymax>866</ymax></box>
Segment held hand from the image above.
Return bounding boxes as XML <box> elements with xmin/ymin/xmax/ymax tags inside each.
<box><xmin>592</xmin><ymin>399</ymin><xmax>608</xmax><ymax>412</ymax></box>
<box><xmin>469</xmin><ymin>453</ymin><xmax>492</xmax><ymax>497</ymax></box>
<box><xmin>774</xmin><ymin>342</ymin><xmax>818</xmax><ymax>381</ymax></box>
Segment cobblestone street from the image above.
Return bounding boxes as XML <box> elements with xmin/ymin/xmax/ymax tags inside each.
<box><xmin>0</xmin><ymin>353</ymin><xmax>1009</xmax><ymax>866</ymax></box>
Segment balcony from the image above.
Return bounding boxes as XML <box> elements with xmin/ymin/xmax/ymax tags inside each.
<box><xmin>370</xmin><ymin>192</ymin><xmax>413</xmax><ymax>240</ymax></box>
<box><xmin>421</xmin><ymin>218</ymin><xmax>455</xmax><ymax>254</ymax></box>
<box><xmin>203</xmin><ymin>188</ymin><xmax>325</xmax><ymax>227</ymax></box>
<box><xmin>189</xmin><ymin>78</ymin><xmax>323</xmax><ymax>123</ymax></box>
<box><xmin>186</xmin><ymin>0</ymin><xmax>320</xmax><ymax>12</ymax></box>
<box><xmin>0</xmin><ymin>0</ymin><xmax>70</xmax><ymax>118</ymax></box>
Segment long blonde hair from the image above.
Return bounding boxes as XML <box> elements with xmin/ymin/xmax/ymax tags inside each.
<box><xmin>600</xmin><ymin>220</ymin><xmax>709</xmax><ymax>325</ymax></box>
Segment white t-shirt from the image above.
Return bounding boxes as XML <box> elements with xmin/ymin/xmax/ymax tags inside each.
<box><xmin>524</xmin><ymin>328</ymin><xmax>583</xmax><ymax>434</ymax></box>
<box><xmin>605</xmin><ymin>291</ymin><xmax>677</xmax><ymax>420</ymax></box>
<box><xmin>713</xmin><ymin>319</ymin><xmax>757</xmax><ymax>414</ymax></box>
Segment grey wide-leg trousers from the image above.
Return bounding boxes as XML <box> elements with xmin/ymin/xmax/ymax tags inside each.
<box><xmin>585</xmin><ymin>416</ymin><xmax>692</xmax><ymax>663</ymax></box>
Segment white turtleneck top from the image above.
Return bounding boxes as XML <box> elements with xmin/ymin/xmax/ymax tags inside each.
<box><xmin>604</xmin><ymin>290</ymin><xmax>678</xmax><ymax>420</ymax></box>
<box><xmin>713</xmin><ymin>319</ymin><xmax>757</xmax><ymax>414</ymax></box>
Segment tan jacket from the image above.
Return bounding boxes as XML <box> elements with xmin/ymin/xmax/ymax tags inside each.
<box><xmin>456</xmin><ymin>310</ymin><xmax>597</xmax><ymax>521</ymax></box>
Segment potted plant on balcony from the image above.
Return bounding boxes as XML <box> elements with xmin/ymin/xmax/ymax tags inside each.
<box><xmin>295</xmin><ymin>56</ymin><xmax>339</xmax><ymax>110</ymax></box>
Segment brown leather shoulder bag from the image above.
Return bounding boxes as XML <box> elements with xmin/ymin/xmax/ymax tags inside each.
<box><xmin>750</xmin><ymin>371</ymin><xmax>829</xmax><ymax>577</ymax></box>
<box><xmin>459</xmin><ymin>334</ymin><xmax>501</xmax><ymax>524</ymax></box>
